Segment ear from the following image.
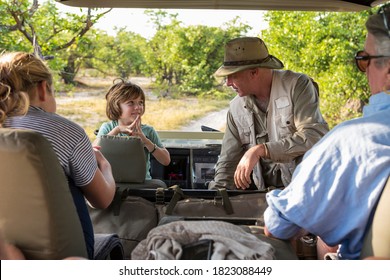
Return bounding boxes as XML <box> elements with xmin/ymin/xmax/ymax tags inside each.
<box><xmin>250</xmin><ymin>68</ymin><xmax>259</xmax><ymax>77</ymax></box>
<box><xmin>387</xmin><ymin>72</ymin><xmax>390</xmax><ymax>89</ymax></box>
<box><xmin>36</xmin><ymin>81</ymin><xmax>48</xmax><ymax>102</ymax></box>
<box><xmin>387</xmin><ymin>59</ymin><xmax>390</xmax><ymax>73</ymax></box>
<box><xmin>386</xmin><ymin>60</ymin><xmax>390</xmax><ymax>82</ymax></box>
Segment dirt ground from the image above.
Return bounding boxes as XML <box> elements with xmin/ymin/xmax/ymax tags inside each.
<box><xmin>180</xmin><ymin>108</ymin><xmax>228</xmax><ymax>132</ymax></box>
<box><xmin>59</xmin><ymin>76</ymin><xmax>154</xmax><ymax>97</ymax></box>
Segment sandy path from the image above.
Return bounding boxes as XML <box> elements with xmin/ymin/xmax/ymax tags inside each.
<box><xmin>180</xmin><ymin>108</ymin><xmax>228</xmax><ymax>132</ymax></box>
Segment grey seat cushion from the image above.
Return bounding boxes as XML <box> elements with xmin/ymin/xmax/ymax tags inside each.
<box><xmin>97</xmin><ymin>135</ymin><xmax>147</xmax><ymax>183</ymax></box>
<box><xmin>360</xmin><ymin>176</ymin><xmax>390</xmax><ymax>259</ymax></box>
<box><xmin>0</xmin><ymin>128</ymin><xmax>88</xmax><ymax>259</ymax></box>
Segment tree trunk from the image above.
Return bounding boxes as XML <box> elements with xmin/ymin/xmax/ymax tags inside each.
<box><xmin>61</xmin><ymin>55</ymin><xmax>78</xmax><ymax>84</ymax></box>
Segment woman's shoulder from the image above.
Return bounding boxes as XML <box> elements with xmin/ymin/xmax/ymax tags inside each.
<box><xmin>29</xmin><ymin>108</ymin><xmax>86</xmax><ymax>136</ymax></box>
<box><xmin>52</xmin><ymin>113</ymin><xmax>90</xmax><ymax>141</ymax></box>
<box><xmin>26</xmin><ymin>109</ymin><xmax>90</xmax><ymax>147</ymax></box>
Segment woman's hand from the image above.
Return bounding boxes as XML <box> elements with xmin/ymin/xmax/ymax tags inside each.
<box><xmin>93</xmin><ymin>146</ymin><xmax>109</xmax><ymax>169</ymax></box>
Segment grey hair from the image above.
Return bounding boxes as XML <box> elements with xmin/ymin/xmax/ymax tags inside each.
<box><xmin>366</xmin><ymin>10</ymin><xmax>390</xmax><ymax>68</ymax></box>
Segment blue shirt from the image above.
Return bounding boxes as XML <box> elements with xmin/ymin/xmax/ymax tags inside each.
<box><xmin>264</xmin><ymin>92</ymin><xmax>390</xmax><ymax>260</ymax></box>
<box><xmin>97</xmin><ymin>120</ymin><xmax>163</xmax><ymax>180</ymax></box>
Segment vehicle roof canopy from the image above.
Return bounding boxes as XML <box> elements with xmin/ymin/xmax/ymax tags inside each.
<box><xmin>56</xmin><ymin>0</ymin><xmax>386</xmax><ymax>11</ymax></box>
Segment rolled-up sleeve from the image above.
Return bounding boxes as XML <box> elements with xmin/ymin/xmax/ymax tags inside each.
<box><xmin>264</xmin><ymin>189</ymin><xmax>302</xmax><ymax>239</ymax></box>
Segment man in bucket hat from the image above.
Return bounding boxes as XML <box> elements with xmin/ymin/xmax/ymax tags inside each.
<box><xmin>209</xmin><ymin>37</ymin><xmax>329</xmax><ymax>190</ymax></box>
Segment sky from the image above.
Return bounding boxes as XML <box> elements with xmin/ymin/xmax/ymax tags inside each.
<box><xmin>54</xmin><ymin>4</ymin><xmax>267</xmax><ymax>39</ymax></box>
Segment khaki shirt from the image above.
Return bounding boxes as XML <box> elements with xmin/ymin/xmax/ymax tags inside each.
<box><xmin>209</xmin><ymin>70</ymin><xmax>329</xmax><ymax>190</ymax></box>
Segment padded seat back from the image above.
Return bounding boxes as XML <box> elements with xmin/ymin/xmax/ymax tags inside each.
<box><xmin>97</xmin><ymin>135</ymin><xmax>147</xmax><ymax>183</ymax></box>
<box><xmin>360</xmin><ymin>175</ymin><xmax>390</xmax><ymax>259</ymax></box>
<box><xmin>0</xmin><ymin>128</ymin><xmax>88</xmax><ymax>259</ymax></box>
<box><xmin>96</xmin><ymin>135</ymin><xmax>166</xmax><ymax>189</ymax></box>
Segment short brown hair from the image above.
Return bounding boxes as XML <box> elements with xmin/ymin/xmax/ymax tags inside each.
<box><xmin>105</xmin><ymin>78</ymin><xmax>146</xmax><ymax>120</ymax></box>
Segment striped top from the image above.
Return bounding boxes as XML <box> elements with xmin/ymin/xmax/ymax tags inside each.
<box><xmin>4</xmin><ymin>106</ymin><xmax>97</xmax><ymax>259</ymax></box>
<box><xmin>4</xmin><ymin>106</ymin><xmax>97</xmax><ymax>185</ymax></box>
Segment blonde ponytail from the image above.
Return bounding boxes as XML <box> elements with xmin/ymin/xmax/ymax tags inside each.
<box><xmin>0</xmin><ymin>52</ymin><xmax>52</xmax><ymax>125</ymax></box>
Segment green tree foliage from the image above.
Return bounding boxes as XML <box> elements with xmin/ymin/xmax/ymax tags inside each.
<box><xmin>0</xmin><ymin>0</ymin><xmax>38</xmax><ymax>52</ymax></box>
<box><xmin>114</xmin><ymin>29</ymin><xmax>148</xmax><ymax>78</ymax></box>
<box><xmin>143</xmin><ymin>10</ymin><xmax>250</xmax><ymax>96</ymax></box>
<box><xmin>178</xmin><ymin>18</ymin><xmax>250</xmax><ymax>95</ymax></box>
<box><xmin>0</xmin><ymin>0</ymin><xmax>111</xmax><ymax>84</ymax></box>
<box><xmin>2</xmin><ymin>1</ymin><xmax>375</xmax><ymax>114</ymax></box>
<box><xmin>143</xmin><ymin>11</ymin><xmax>183</xmax><ymax>88</ymax></box>
<box><xmin>82</xmin><ymin>28</ymin><xmax>147</xmax><ymax>79</ymax></box>
<box><xmin>262</xmin><ymin>10</ymin><xmax>372</xmax><ymax>127</ymax></box>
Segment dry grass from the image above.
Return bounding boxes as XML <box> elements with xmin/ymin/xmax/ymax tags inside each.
<box><xmin>143</xmin><ymin>98</ymin><xmax>229</xmax><ymax>129</ymax></box>
<box><xmin>56</xmin><ymin>92</ymin><xmax>229</xmax><ymax>141</ymax></box>
<box><xmin>56</xmin><ymin>74</ymin><xmax>230</xmax><ymax>141</ymax></box>
<box><xmin>56</xmin><ymin>98</ymin><xmax>106</xmax><ymax>140</ymax></box>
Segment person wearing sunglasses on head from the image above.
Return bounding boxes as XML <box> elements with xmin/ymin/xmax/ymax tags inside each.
<box><xmin>263</xmin><ymin>5</ymin><xmax>390</xmax><ymax>260</ymax></box>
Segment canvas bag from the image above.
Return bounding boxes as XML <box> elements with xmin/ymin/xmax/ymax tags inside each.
<box><xmin>88</xmin><ymin>189</ymin><xmax>158</xmax><ymax>259</ymax></box>
<box><xmin>156</xmin><ymin>185</ymin><xmax>268</xmax><ymax>225</ymax></box>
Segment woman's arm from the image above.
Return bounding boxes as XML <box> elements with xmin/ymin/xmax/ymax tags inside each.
<box><xmin>82</xmin><ymin>148</ymin><xmax>116</xmax><ymax>209</ymax></box>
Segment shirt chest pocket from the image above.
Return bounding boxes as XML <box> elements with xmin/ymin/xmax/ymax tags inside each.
<box><xmin>276</xmin><ymin>113</ymin><xmax>295</xmax><ymax>138</ymax></box>
<box><xmin>273</xmin><ymin>96</ymin><xmax>295</xmax><ymax>138</ymax></box>
<box><xmin>235</xmin><ymin>116</ymin><xmax>253</xmax><ymax>146</ymax></box>
<box><xmin>238</xmin><ymin>126</ymin><xmax>251</xmax><ymax>145</ymax></box>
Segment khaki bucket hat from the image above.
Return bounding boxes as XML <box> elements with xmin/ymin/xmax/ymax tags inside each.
<box><xmin>214</xmin><ymin>37</ymin><xmax>284</xmax><ymax>77</ymax></box>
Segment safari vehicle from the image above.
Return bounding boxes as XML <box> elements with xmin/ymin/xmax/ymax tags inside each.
<box><xmin>1</xmin><ymin>0</ymin><xmax>389</xmax><ymax>261</ymax></box>
<box><xmin>55</xmin><ymin>0</ymin><xmax>387</xmax><ymax>191</ymax></box>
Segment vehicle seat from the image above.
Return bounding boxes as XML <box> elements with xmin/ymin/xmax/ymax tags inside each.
<box><xmin>360</xmin><ymin>175</ymin><xmax>390</xmax><ymax>259</ymax></box>
<box><xmin>0</xmin><ymin>128</ymin><xmax>124</xmax><ymax>260</ymax></box>
<box><xmin>95</xmin><ymin>135</ymin><xmax>167</xmax><ymax>191</ymax></box>
<box><xmin>0</xmin><ymin>128</ymin><xmax>88</xmax><ymax>259</ymax></box>
<box><xmin>91</xmin><ymin>135</ymin><xmax>165</xmax><ymax>258</ymax></box>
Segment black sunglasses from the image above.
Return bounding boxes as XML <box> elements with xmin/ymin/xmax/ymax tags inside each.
<box><xmin>354</xmin><ymin>5</ymin><xmax>390</xmax><ymax>72</ymax></box>
<box><xmin>354</xmin><ymin>50</ymin><xmax>390</xmax><ymax>72</ymax></box>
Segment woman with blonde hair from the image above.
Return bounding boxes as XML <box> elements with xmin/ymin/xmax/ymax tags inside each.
<box><xmin>0</xmin><ymin>52</ymin><xmax>116</xmax><ymax>259</ymax></box>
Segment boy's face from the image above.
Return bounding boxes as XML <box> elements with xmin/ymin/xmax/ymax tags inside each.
<box><xmin>119</xmin><ymin>97</ymin><xmax>144</xmax><ymax>124</ymax></box>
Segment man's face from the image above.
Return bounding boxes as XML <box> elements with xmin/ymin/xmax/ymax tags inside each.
<box><xmin>364</xmin><ymin>33</ymin><xmax>390</xmax><ymax>95</ymax></box>
<box><xmin>225</xmin><ymin>69</ymin><xmax>253</xmax><ymax>97</ymax></box>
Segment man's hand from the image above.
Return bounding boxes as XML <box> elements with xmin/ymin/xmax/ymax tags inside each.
<box><xmin>234</xmin><ymin>144</ymin><xmax>267</xmax><ymax>189</ymax></box>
